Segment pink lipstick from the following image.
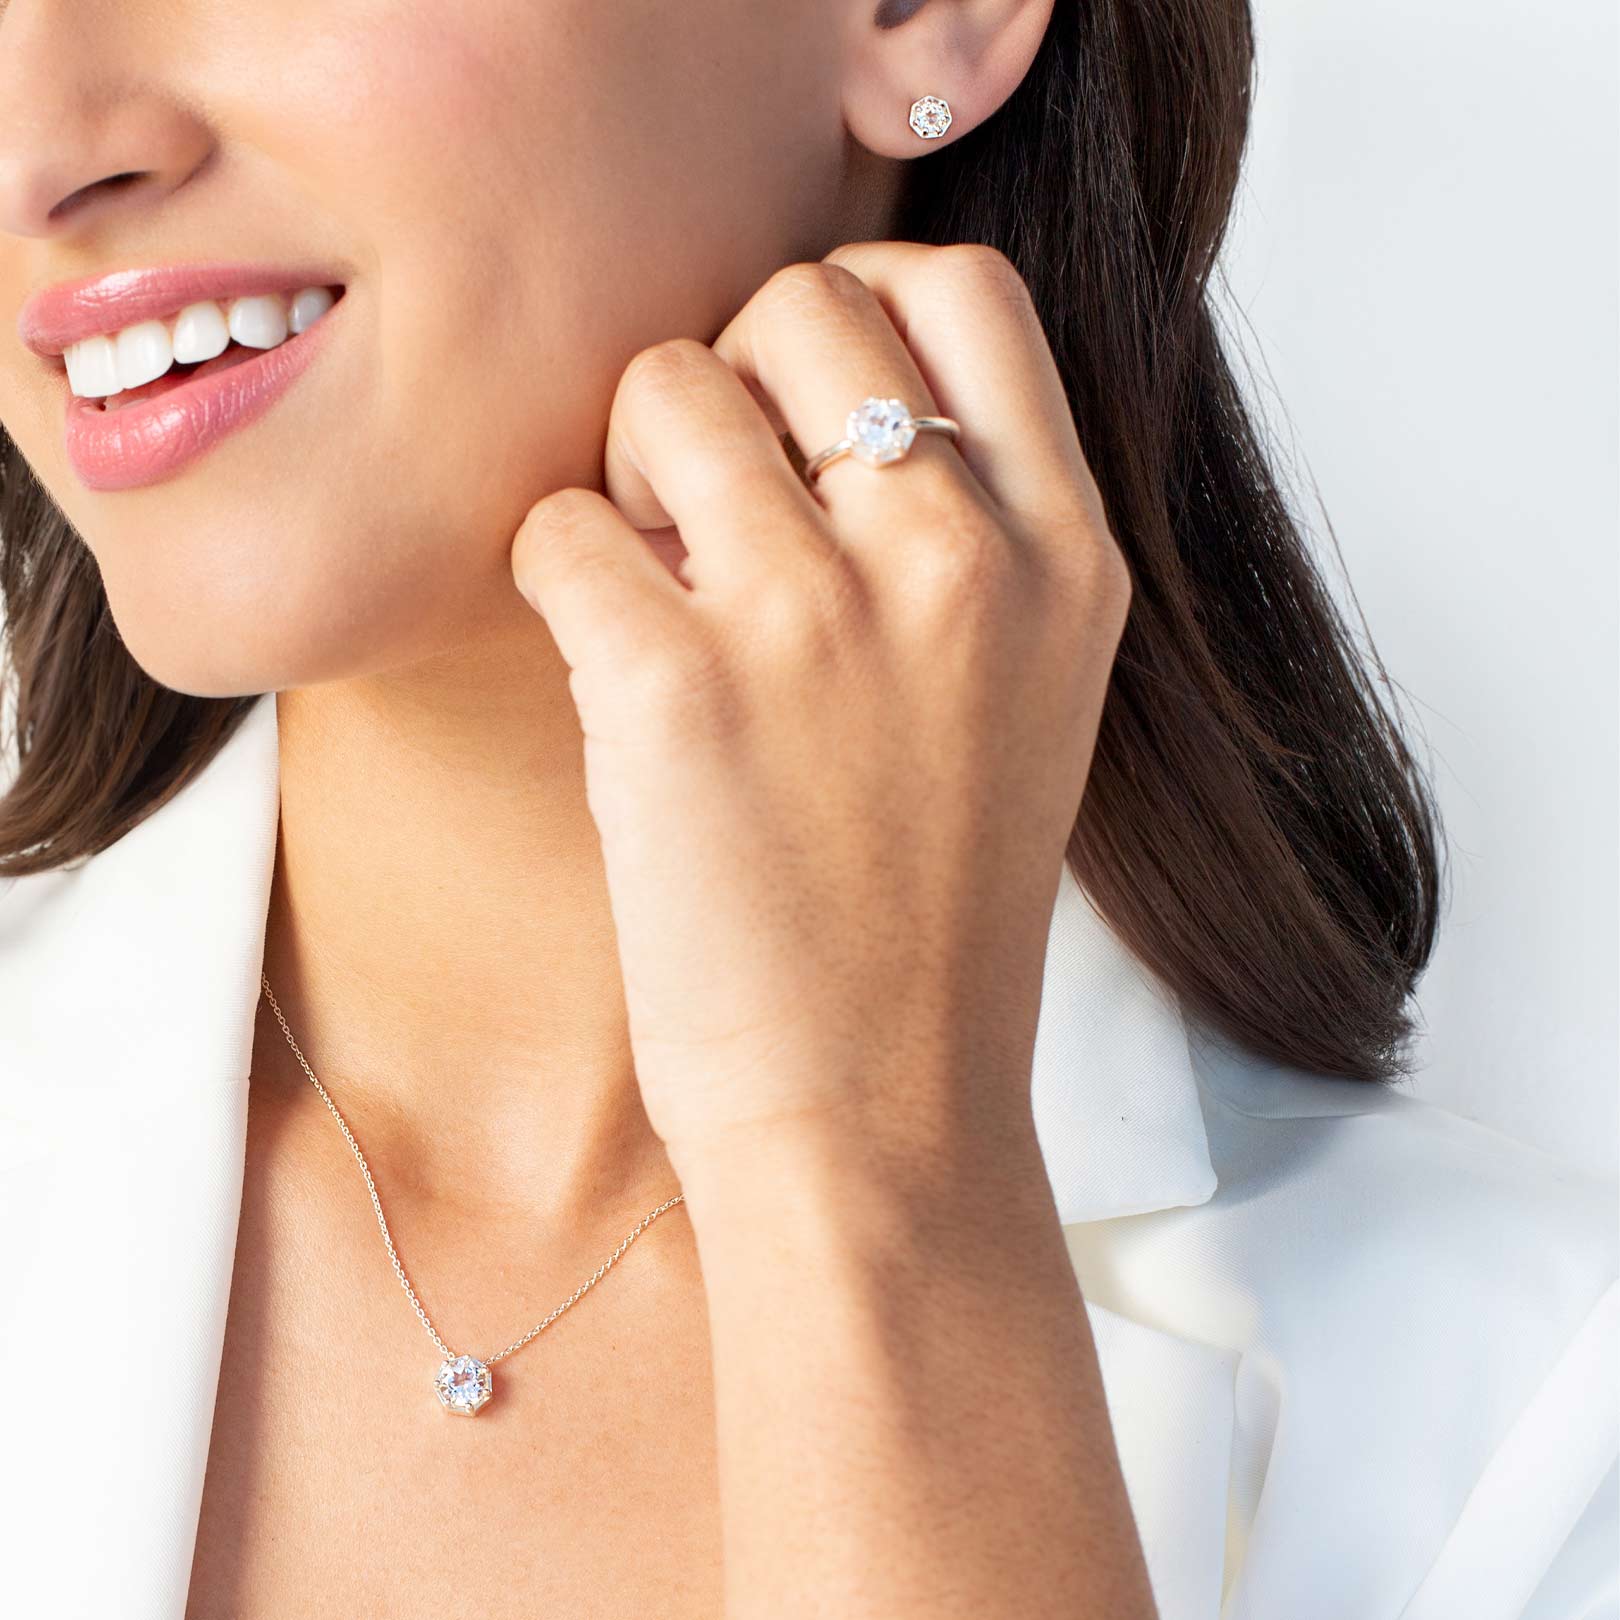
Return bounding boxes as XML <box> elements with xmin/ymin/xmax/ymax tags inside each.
<box><xmin>17</xmin><ymin>263</ymin><xmax>349</xmax><ymax>493</ymax></box>
<box><xmin>63</xmin><ymin>302</ymin><xmax>343</xmax><ymax>492</ymax></box>
<box><xmin>19</xmin><ymin>262</ymin><xmax>347</xmax><ymax>357</ymax></box>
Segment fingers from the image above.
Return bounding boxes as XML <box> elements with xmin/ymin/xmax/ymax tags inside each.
<box><xmin>708</xmin><ymin>260</ymin><xmax>999</xmax><ymax>541</ymax></box>
<box><xmin>600</xmin><ymin>336</ymin><xmax>836</xmax><ymax>591</ymax></box>
<box><xmin>515</xmin><ymin>241</ymin><xmax>1118</xmax><ymax>665</ymax></box>
<box><xmin>511</xmin><ymin>485</ymin><xmax>691</xmax><ymax>680</ymax></box>
<box><xmin>818</xmin><ymin>241</ymin><xmax>1112</xmax><ymax>548</ymax></box>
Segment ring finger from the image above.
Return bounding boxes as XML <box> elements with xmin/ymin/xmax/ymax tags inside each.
<box><xmin>600</xmin><ymin>259</ymin><xmax>995</xmax><ymax>595</ymax></box>
<box><xmin>705</xmin><ymin>259</ymin><xmax>1000</xmax><ymax>539</ymax></box>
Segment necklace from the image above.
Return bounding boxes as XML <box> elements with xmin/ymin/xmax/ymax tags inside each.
<box><xmin>258</xmin><ymin>973</ymin><xmax>687</xmax><ymax>1416</ymax></box>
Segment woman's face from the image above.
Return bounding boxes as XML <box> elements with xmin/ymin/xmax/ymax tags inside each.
<box><xmin>0</xmin><ymin>0</ymin><xmax>897</xmax><ymax>694</ymax></box>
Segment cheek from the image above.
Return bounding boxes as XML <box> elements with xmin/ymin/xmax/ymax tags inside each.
<box><xmin>239</xmin><ymin>0</ymin><xmax>830</xmax><ymax>564</ymax></box>
<box><xmin>11</xmin><ymin>0</ymin><xmax>841</xmax><ymax>697</ymax></box>
<box><xmin>232</xmin><ymin>4</ymin><xmax>701</xmax><ymax>509</ymax></box>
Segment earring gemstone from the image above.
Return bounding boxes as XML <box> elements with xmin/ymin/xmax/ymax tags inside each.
<box><xmin>435</xmin><ymin>1354</ymin><xmax>494</xmax><ymax>1415</ymax></box>
<box><xmin>908</xmin><ymin>94</ymin><xmax>952</xmax><ymax>140</ymax></box>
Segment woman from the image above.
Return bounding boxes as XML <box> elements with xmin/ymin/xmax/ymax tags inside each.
<box><xmin>0</xmin><ymin>0</ymin><xmax>1612</xmax><ymax>1615</ymax></box>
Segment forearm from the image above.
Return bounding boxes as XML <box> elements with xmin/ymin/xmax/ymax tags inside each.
<box><xmin>671</xmin><ymin>1107</ymin><xmax>1160</xmax><ymax>1620</ymax></box>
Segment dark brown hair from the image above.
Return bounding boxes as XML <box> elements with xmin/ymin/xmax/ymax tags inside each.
<box><xmin>0</xmin><ymin>0</ymin><xmax>1444</xmax><ymax>1084</ymax></box>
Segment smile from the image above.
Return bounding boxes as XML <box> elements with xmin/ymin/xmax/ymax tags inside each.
<box><xmin>63</xmin><ymin>287</ymin><xmax>340</xmax><ymax>405</ymax></box>
<box><xmin>59</xmin><ymin>285</ymin><xmax>347</xmax><ymax>493</ymax></box>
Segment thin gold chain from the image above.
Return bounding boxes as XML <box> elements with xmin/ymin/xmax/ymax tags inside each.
<box><xmin>258</xmin><ymin>973</ymin><xmax>686</xmax><ymax>1367</ymax></box>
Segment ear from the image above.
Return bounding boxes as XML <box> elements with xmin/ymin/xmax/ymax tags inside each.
<box><xmin>840</xmin><ymin>0</ymin><xmax>1057</xmax><ymax>158</ymax></box>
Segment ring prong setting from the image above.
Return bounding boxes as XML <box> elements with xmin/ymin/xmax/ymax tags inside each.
<box><xmin>848</xmin><ymin>397</ymin><xmax>918</xmax><ymax>466</ymax></box>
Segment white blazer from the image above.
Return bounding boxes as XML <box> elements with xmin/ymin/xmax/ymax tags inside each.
<box><xmin>1</xmin><ymin>689</ymin><xmax>1615</xmax><ymax>1620</ymax></box>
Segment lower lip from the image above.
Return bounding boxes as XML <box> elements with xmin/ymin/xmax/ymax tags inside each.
<box><xmin>62</xmin><ymin>297</ymin><xmax>344</xmax><ymax>493</ymax></box>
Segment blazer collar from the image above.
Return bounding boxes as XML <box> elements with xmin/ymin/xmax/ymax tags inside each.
<box><xmin>0</xmin><ymin>686</ymin><xmax>1217</xmax><ymax>1223</ymax></box>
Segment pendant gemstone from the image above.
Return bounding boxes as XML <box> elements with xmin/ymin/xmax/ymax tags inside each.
<box><xmin>847</xmin><ymin>397</ymin><xmax>917</xmax><ymax>466</ymax></box>
<box><xmin>435</xmin><ymin>1354</ymin><xmax>494</xmax><ymax>1416</ymax></box>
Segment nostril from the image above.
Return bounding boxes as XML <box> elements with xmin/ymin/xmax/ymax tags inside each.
<box><xmin>47</xmin><ymin>171</ymin><xmax>145</xmax><ymax>226</ymax></box>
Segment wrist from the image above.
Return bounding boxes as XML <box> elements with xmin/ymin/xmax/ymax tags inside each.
<box><xmin>667</xmin><ymin>1101</ymin><xmax>1062</xmax><ymax>1255</ymax></box>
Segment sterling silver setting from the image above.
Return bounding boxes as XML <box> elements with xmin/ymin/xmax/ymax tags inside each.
<box><xmin>801</xmin><ymin>396</ymin><xmax>962</xmax><ymax>485</ymax></box>
<box><xmin>908</xmin><ymin>94</ymin><xmax>952</xmax><ymax>140</ymax></box>
<box><xmin>435</xmin><ymin>1353</ymin><xmax>495</xmax><ymax>1416</ymax></box>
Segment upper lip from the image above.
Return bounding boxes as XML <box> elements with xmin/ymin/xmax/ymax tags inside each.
<box><xmin>18</xmin><ymin>261</ymin><xmax>348</xmax><ymax>359</ymax></box>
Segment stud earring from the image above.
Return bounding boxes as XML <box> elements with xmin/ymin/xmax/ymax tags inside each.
<box><xmin>908</xmin><ymin>94</ymin><xmax>952</xmax><ymax>141</ymax></box>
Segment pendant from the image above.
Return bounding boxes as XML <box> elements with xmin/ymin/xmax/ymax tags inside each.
<box><xmin>435</xmin><ymin>1354</ymin><xmax>494</xmax><ymax>1416</ymax></box>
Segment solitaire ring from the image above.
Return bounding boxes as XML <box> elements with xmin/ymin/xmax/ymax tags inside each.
<box><xmin>801</xmin><ymin>396</ymin><xmax>962</xmax><ymax>485</ymax></box>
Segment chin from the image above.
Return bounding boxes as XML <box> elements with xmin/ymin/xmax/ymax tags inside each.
<box><xmin>113</xmin><ymin>632</ymin><xmax>284</xmax><ymax>701</ymax></box>
<box><xmin>103</xmin><ymin>588</ymin><xmax>324</xmax><ymax>699</ymax></box>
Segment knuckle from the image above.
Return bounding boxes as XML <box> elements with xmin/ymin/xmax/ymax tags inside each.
<box><xmin>682</xmin><ymin>456</ymin><xmax>776</xmax><ymax>520</ymax></box>
<box><xmin>932</xmin><ymin>242</ymin><xmax>1036</xmax><ymax>313</ymax></box>
<box><xmin>619</xmin><ymin>336</ymin><xmax>714</xmax><ymax>402</ymax></box>
<box><xmin>655</xmin><ymin>645</ymin><xmax>750</xmax><ymax>740</ymax></box>
<box><xmin>610</xmin><ymin>629</ymin><xmax>726</xmax><ymax>720</ymax></box>
<box><xmin>1097</xmin><ymin>543</ymin><xmax>1135</xmax><ymax>630</ymax></box>
<box><xmin>1048</xmin><ymin>521</ymin><xmax>1134</xmax><ymax>624</ymax></box>
<box><xmin>1074</xmin><ymin>519</ymin><xmax>1132</xmax><ymax>594</ymax></box>
<box><xmin>749</xmin><ymin>557</ymin><xmax>841</xmax><ymax>642</ymax></box>
<box><xmin>744</xmin><ymin>570</ymin><xmax>821</xmax><ymax>653</ymax></box>
<box><xmin>804</xmin><ymin>557</ymin><xmax>872</xmax><ymax>648</ymax></box>
<box><xmin>758</xmin><ymin>259</ymin><xmax>870</xmax><ymax>322</ymax></box>
<box><xmin>906</xmin><ymin>511</ymin><xmax>1013</xmax><ymax>609</ymax></box>
<box><xmin>521</xmin><ymin>485</ymin><xmax>611</xmax><ymax>541</ymax></box>
<box><xmin>727</xmin><ymin>554</ymin><xmax>870</xmax><ymax>677</ymax></box>
<box><xmin>631</xmin><ymin>636</ymin><xmax>712</xmax><ymax>703</ymax></box>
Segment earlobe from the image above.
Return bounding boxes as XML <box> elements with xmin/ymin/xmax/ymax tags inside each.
<box><xmin>843</xmin><ymin>0</ymin><xmax>1056</xmax><ymax>159</ymax></box>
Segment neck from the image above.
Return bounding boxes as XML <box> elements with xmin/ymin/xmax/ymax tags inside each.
<box><xmin>256</xmin><ymin>632</ymin><xmax>678</xmax><ymax>1230</ymax></box>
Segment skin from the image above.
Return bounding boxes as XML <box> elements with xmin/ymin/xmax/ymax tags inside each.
<box><xmin>0</xmin><ymin>1</ymin><xmax>1155</xmax><ymax>1615</ymax></box>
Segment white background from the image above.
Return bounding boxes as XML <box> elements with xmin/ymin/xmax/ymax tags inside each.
<box><xmin>1218</xmin><ymin>0</ymin><xmax>1617</xmax><ymax>1179</ymax></box>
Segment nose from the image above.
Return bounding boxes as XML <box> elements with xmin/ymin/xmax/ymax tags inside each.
<box><xmin>0</xmin><ymin>5</ymin><xmax>214</xmax><ymax>242</ymax></box>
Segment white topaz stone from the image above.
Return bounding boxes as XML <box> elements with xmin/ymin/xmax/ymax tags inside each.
<box><xmin>908</xmin><ymin>95</ymin><xmax>952</xmax><ymax>140</ymax></box>
<box><xmin>848</xmin><ymin>397</ymin><xmax>918</xmax><ymax>466</ymax></box>
<box><xmin>435</xmin><ymin>1353</ymin><xmax>494</xmax><ymax>1415</ymax></box>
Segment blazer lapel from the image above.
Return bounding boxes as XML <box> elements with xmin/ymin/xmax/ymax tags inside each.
<box><xmin>1085</xmin><ymin>1296</ymin><xmax>1241</xmax><ymax>1620</ymax></box>
<box><xmin>1033</xmin><ymin>846</ymin><xmax>1238</xmax><ymax>1620</ymax></box>
<box><xmin>0</xmin><ymin>691</ymin><xmax>279</xmax><ymax>1620</ymax></box>
<box><xmin>0</xmin><ymin>687</ymin><xmax>1234</xmax><ymax>1620</ymax></box>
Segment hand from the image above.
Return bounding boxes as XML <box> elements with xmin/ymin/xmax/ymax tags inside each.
<box><xmin>509</xmin><ymin>241</ymin><xmax>1132</xmax><ymax>1174</ymax></box>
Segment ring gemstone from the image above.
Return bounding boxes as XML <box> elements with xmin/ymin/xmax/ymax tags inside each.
<box><xmin>435</xmin><ymin>1354</ymin><xmax>494</xmax><ymax>1416</ymax></box>
<box><xmin>848</xmin><ymin>397</ymin><xmax>918</xmax><ymax>466</ymax></box>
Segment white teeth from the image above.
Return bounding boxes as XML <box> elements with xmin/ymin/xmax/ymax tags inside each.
<box><xmin>114</xmin><ymin>320</ymin><xmax>173</xmax><ymax>391</ymax></box>
<box><xmin>63</xmin><ymin>285</ymin><xmax>338</xmax><ymax>401</ymax></box>
<box><xmin>65</xmin><ymin>335</ymin><xmax>120</xmax><ymax>398</ymax></box>
<box><xmin>226</xmin><ymin>294</ymin><xmax>288</xmax><ymax>350</ymax></box>
<box><xmin>171</xmin><ymin>301</ymin><xmax>230</xmax><ymax>364</ymax></box>
<box><xmin>288</xmin><ymin>286</ymin><xmax>334</xmax><ymax>335</ymax></box>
